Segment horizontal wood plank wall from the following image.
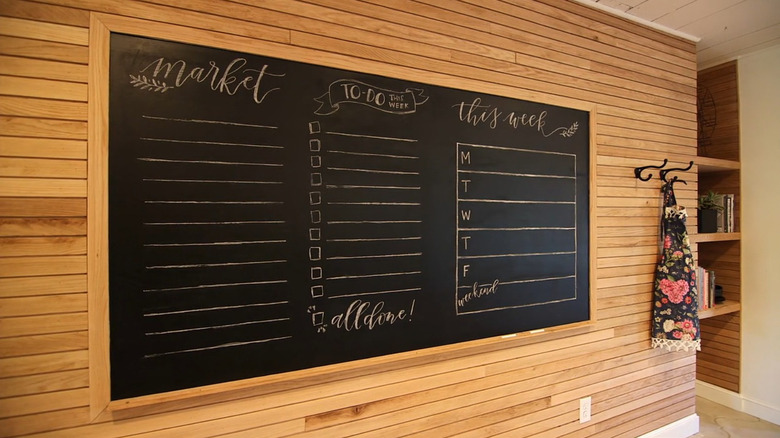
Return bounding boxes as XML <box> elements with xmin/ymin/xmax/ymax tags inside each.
<box><xmin>0</xmin><ymin>0</ymin><xmax>698</xmax><ymax>436</ymax></box>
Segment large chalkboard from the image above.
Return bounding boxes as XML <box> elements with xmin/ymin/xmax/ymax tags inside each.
<box><xmin>108</xmin><ymin>33</ymin><xmax>591</xmax><ymax>400</ymax></box>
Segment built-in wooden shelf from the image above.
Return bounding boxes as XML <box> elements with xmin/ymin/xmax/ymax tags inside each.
<box><xmin>696</xmin><ymin>63</ymin><xmax>742</xmax><ymax>393</ymax></box>
<box><xmin>697</xmin><ymin>156</ymin><xmax>740</xmax><ymax>173</ymax></box>
<box><xmin>690</xmin><ymin>232</ymin><xmax>741</xmax><ymax>243</ymax></box>
<box><xmin>699</xmin><ymin>300</ymin><xmax>741</xmax><ymax>320</ymax></box>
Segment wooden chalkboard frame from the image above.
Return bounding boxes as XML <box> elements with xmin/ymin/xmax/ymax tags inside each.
<box><xmin>88</xmin><ymin>13</ymin><xmax>597</xmax><ymax>419</ymax></box>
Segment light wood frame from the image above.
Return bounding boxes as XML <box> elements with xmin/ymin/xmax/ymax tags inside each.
<box><xmin>88</xmin><ymin>12</ymin><xmax>598</xmax><ymax>421</ymax></box>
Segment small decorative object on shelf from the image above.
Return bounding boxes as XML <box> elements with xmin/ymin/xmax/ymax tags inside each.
<box><xmin>714</xmin><ymin>285</ymin><xmax>725</xmax><ymax>303</ymax></box>
<box><xmin>698</xmin><ymin>190</ymin><xmax>723</xmax><ymax>233</ymax></box>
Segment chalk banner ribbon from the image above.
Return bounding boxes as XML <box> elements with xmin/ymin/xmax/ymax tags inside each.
<box><xmin>315</xmin><ymin>79</ymin><xmax>429</xmax><ymax>115</ymax></box>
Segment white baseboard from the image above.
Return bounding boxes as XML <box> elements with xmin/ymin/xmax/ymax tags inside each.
<box><xmin>696</xmin><ymin>381</ymin><xmax>742</xmax><ymax>410</ymax></box>
<box><xmin>696</xmin><ymin>380</ymin><xmax>780</xmax><ymax>426</ymax></box>
<box><xmin>638</xmin><ymin>414</ymin><xmax>700</xmax><ymax>438</ymax></box>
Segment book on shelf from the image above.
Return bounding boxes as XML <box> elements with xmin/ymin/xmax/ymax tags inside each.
<box><xmin>696</xmin><ymin>265</ymin><xmax>716</xmax><ymax>310</ymax></box>
<box><xmin>715</xmin><ymin>194</ymin><xmax>736</xmax><ymax>233</ymax></box>
<box><xmin>724</xmin><ymin>194</ymin><xmax>735</xmax><ymax>232</ymax></box>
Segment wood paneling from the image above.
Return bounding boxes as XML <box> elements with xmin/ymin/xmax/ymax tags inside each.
<box><xmin>0</xmin><ymin>0</ymin><xmax>698</xmax><ymax>436</ymax></box>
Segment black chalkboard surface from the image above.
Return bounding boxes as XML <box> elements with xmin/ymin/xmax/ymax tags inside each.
<box><xmin>108</xmin><ymin>33</ymin><xmax>591</xmax><ymax>400</ymax></box>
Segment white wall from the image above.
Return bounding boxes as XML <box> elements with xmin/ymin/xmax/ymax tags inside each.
<box><xmin>739</xmin><ymin>43</ymin><xmax>780</xmax><ymax>425</ymax></box>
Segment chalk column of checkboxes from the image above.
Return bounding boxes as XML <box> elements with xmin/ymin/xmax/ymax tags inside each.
<box><xmin>308</xmin><ymin>121</ymin><xmax>326</xmax><ymax>332</ymax></box>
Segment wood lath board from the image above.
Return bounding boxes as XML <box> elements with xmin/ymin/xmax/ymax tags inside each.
<box><xmin>0</xmin><ymin>0</ymin><xmax>699</xmax><ymax>436</ymax></box>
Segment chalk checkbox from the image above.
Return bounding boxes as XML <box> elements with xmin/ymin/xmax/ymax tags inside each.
<box><xmin>308</xmin><ymin>121</ymin><xmax>321</xmax><ymax>134</ymax></box>
<box><xmin>309</xmin><ymin>228</ymin><xmax>321</xmax><ymax>240</ymax></box>
<box><xmin>310</xmin><ymin>210</ymin><xmax>321</xmax><ymax>224</ymax></box>
<box><xmin>310</xmin><ymin>155</ymin><xmax>321</xmax><ymax>168</ymax></box>
<box><xmin>311</xmin><ymin>285</ymin><xmax>324</xmax><ymax>298</ymax></box>
<box><xmin>309</xmin><ymin>191</ymin><xmax>321</xmax><ymax>205</ymax></box>
<box><xmin>311</xmin><ymin>172</ymin><xmax>322</xmax><ymax>186</ymax></box>
<box><xmin>309</xmin><ymin>247</ymin><xmax>321</xmax><ymax>261</ymax></box>
<box><xmin>309</xmin><ymin>139</ymin><xmax>321</xmax><ymax>152</ymax></box>
<box><xmin>312</xmin><ymin>311</ymin><xmax>324</xmax><ymax>326</ymax></box>
<box><xmin>311</xmin><ymin>266</ymin><xmax>322</xmax><ymax>280</ymax></box>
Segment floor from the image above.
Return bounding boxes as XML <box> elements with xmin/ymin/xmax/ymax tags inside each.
<box><xmin>692</xmin><ymin>396</ymin><xmax>780</xmax><ymax>437</ymax></box>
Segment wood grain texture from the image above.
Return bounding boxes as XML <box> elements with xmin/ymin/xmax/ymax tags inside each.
<box><xmin>0</xmin><ymin>218</ymin><xmax>86</xmax><ymax>236</ymax></box>
<box><xmin>0</xmin><ymin>0</ymin><xmax>89</xmax><ymax>27</ymax></box>
<box><xmin>0</xmin><ymin>137</ymin><xmax>87</xmax><ymax>159</ymax></box>
<box><xmin>0</xmin><ymin>0</ymin><xmax>700</xmax><ymax>436</ymax></box>
<box><xmin>0</xmin><ymin>96</ymin><xmax>87</xmax><ymax>121</ymax></box>
<box><xmin>0</xmin><ymin>349</ymin><xmax>89</xmax><ymax>379</ymax></box>
<box><xmin>0</xmin><ymin>293</ymin><xmax>86</xmax><ymax>318</ymax></box>
<box><xmin>0</xmin><ymin>16</ymin><xmax>88</xmax><ymax>45</ymax></box>
<box><xmin>0</xmin><ymin>177</ymin><xmax>86</xmax><ymax>197</ymax></box>
<box><xmin>0</xmin><ymin>35</ymin><xmax>88</xmax><ymax>63</ymax></box>
<box><xmin>0</xmin><ymin>76</ymin><xmax>87</xmax><ymax>101</ymax></box>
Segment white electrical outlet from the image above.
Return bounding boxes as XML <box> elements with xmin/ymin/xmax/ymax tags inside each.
<box><xmin>579</xmin><ymin>396</ymin><xmax>592</xmax><ymax>423</ymax></box>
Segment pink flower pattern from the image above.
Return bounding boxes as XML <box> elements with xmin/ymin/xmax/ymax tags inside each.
<box><xmin>659</xmin><ymin>278</ymin><xmax>689</xmax><ymax>304</ymax></box>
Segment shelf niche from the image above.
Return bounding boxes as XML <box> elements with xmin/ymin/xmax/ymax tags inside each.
<box><xmin>695</xmin><ymin>60</ymin><xmax>741</xmax><ymax>394</ymax></box>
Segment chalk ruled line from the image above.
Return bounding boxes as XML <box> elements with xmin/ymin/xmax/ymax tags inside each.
<box><xmin>326</xmin><ymin>201</ymin><xmax>420</xmax><ymax>206</ymax></box>
<box><xmin>328</xmin><ymin>287</ymin><xmax>421</xmax><ymax>300</ymax></box>
<box><xmin>326</xmin><ymin>270</ymin><xmax>421</xmax><ymax>281</ymax></box>
<box><xmin>326</xmin><ymin>252</ymin><xmax>422</xmax><ymax>261</ymax></box>
<box><xmin>144</xmin><ymin>239</ymin><xmax>285</xmax><ymax>247</ymax></box>
<box><xmin>138</xmin><ymin>157</ymin><xmax>283</xmax><ymax>167</ymax></box>
<box><xmin>457</xmin><ymin>227</ymin><xmax>574</xmax><ymax>231</ymax></box>
<box><xmin>325</xmin><ymin>131</ymin><xmax>417</xmax><ymax>143</ymax></box>
<box><xmin>455</xmin><ymin>297</ymin><xmax>577</xmax><ymax>315</ymax></box>
<box><xmin>457</xmin><ymin>169</ymin><xmax>574</xmax><ymax>179</ymax></box>
<box><xmin>326</xmin><ymin>236</ymin><xmax>421</xmax><ymax>242</ymax></box>
<box><xmin>458</xmin><ymin>199</ymin><xmax>574</xmax><ymax>205</ymax></box>
<box><xmin>327</xmin><ymin>166</ymin><xmax>419</xmax><ymax>176</ymax></box>
<box><xmin>326</xmin><ymin>184</ymin><xmax>420</xmax><ymax>190</ymax></box>
<box><xmin>327</xmin><ymin>220</ymin><xmax>422</xmax><ymax>225</ymax></box>
<box><xmin>457</xmin><ymin>251</ymin><xmax>575</xmax><ymax>260</ymax></box>
<box><xmin>456</xmin><ymin>275</ymin><xmax>575</xmax><ymax>289</ymax></box>
<box><xmin>142</xmin><ymin>279</ymin><xmax>287</xmax><ymax>293</ymax></box>
<box><xmin>145</xmin><ymin>318</ymin><xmax>290</xmax><ymax>336</ymax></box>
<box><xmin>328</xmin><ymin>150</ymin><xmax>418</xmax><ymax>160</ymax></box>
<box><xmin>143</xmin><ymin>179</ymin><xmax>283</xmax><ymax>185</ymax></box>
<box><xmin>144</xmin><ymin>220</ymin><xmax>286</xmax><ymax>226</ymax></box>
<box><xmin>144</xmin><ymin>336</ymin><xmax>292</xmax><ymax>358</ymax></box>
<box><xmin>145</xmin><ymin>200</ymin><xmax>283</xmax><ymax>205</ymax></box>
<box><xmin>458</xmin><ymin>142</ymin><xmax>576</xmax><ymax>158</ymax></box>
<box><xmin>146</xmin><ymin>259</ymin><xmax>286</xmax><ymax>270</ymax></box>
<box><xmin>145</xmin><ymin>301</ymin><xmax>288</xmax><ymax>317</ymax></box>
<box><xmin>142</xmin><ymin>115</ymin><xmax>278</xmax><ymax>130</ymax></box>
<box><xmin>140</xmin><ymin>137</ymin><xmax>283</xmax><ymax>149</ymax></box>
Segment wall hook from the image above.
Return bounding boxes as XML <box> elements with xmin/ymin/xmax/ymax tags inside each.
<box><xmin>634</xmin><ymin>159</ymin><xmax>668</xmax><ymax>181</ymax></box>
<box><xmin>660</xmin><ymin>160</ymin><xmax>694</xmax><ymax>183</ymax></box>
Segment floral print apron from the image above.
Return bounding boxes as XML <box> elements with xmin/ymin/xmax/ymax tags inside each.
<box><xmin>651</xmin><ymin>181</ymin><xmax>701</xmax><ymax>352</ymax></box>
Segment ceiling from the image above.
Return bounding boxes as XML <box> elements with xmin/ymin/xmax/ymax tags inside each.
<box><xmin>574</xmin><ymin>0</ymin><xmax>780</xmax><ymax>70</ymax></box>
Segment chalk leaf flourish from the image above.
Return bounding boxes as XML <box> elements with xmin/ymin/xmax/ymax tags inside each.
<box><xmin>560</xmin><ymin>122</ymin><xmax>579</xmax><ymax>138</ymax></box>
<box><xmin>129</xmin><ymin>74</ymin><xmax>173</xmax><ymax>93</ymax></box>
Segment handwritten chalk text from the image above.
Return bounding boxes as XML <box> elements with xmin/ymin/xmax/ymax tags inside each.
<box><xmin>454</xmin><ymin>98</ymin><xmax>577</xmax><ymax>138</ymax></box>
<box><xmin>137</xmin><ymin>57</ymin><xmax>285</xmax><ymax>103</ymax></box>
<box><xmin>330</xmin><ymin>299</ymin><xmax>415</xmax><ymax>331</ymax></box>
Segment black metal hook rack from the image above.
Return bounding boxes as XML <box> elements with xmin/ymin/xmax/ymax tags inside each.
<box><xmin>634</xmin><ymin>160</ymin><xmax>694</xmax><ymax>185</ymax></box>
